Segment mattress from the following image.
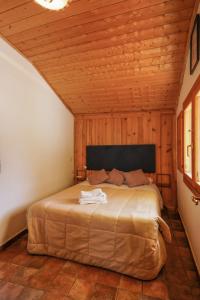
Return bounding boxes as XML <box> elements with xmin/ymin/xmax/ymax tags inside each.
<box><xmin>27</xmin><ymin>181</ymin><xmax>171</xmax><ymax>280</ymax></box>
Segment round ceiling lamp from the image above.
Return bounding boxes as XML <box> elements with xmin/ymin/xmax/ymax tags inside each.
<box><xmin>35</xmin><ymin>0</ymin><xmax>70</xmax><ymax>10</ymax></box>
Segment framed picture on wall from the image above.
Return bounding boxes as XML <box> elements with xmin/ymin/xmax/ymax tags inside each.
<box><xmin>190</xmin><ymin>14</ymin><xmax>199</xmax><ymax>74</ymax></box>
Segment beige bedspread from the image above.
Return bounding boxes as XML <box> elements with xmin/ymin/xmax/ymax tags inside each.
<box><xmin>27</xmin><ymin>182</ymin><xmax>171</xmax><ymax>280</ymax></box>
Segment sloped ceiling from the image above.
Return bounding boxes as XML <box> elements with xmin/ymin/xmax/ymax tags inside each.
<box><xmin>0</xmin><ymin>0</ymin><xmax>196</xmax><ymax>114</ymax></box>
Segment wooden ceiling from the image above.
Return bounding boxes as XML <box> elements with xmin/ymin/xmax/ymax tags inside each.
<box><xmin>0</xmin><ymin>0</ymin><xmax>196</xmax><ymax>114</ymax></box>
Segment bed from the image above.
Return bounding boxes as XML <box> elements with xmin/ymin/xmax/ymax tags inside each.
<box><xmin>27</xmin><ymin>180</ymin><xmax>171</xmax><ymax>280</ymax></box>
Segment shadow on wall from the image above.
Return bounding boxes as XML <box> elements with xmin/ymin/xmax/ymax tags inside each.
<box><xmin>0</xmin><ymin>208</ymin><xmax>27</xmax><ymax>247</ymax></box>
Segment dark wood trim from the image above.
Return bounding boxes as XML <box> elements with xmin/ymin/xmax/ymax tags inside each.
<box><xmin>190</xmin><ymin>14</ymin><xmax>200</xmax><ymax>75</ymax></box>
<box><xmin>183</xmin><ymin>74</ymin><xmax>200</xmax><ymax>196</ymax></box>
<box><xmin>179</xmin><ymin>0</ymin><xmax>200</xmax><ymax>95</ymax></box>
<box><xmin>183</xmin><ymin>174</ymin><xmax>200</xmax><ymax>195</ymax></box>
<box><xmin>0</xmin><ymin>229</ymin><xmax>27</xmax><ymax>251</ymax></box>
<box><xmin>184</xmin><ymin>74</ymin><xmax>200</xmax><ymax>108</ymax></box>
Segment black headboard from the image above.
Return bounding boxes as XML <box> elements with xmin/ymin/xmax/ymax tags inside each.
<box><xmin>86</xmin><ymin>144</ymin><xmax>156</xmax><ymax>173</ymax></box>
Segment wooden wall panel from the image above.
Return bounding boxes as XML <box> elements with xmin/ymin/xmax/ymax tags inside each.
<box><xmin>160</xmin><ymin>113</ymin><xmax>174</xmax><ymax>208</ymax></box>
<box><xmin>75</xmin><ymin>111</ymin><xmax>177</xmax><ymax>209</ymax></box>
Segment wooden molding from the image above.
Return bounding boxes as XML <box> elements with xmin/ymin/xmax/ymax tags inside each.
<box><xmin>0</xmin><ymin>229</ymin><xmax>27</xmax><ymax>251</ymax></box>
<box><xmin>178</xmin><ymin>0</ymin><xmax>200</xmax><ymax>104</ymax></box>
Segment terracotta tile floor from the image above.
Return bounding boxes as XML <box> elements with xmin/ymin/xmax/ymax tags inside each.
<box><xmin>0</xmin><ymin>210</ymin><xmax>199</xmax><ymax>300</ymax></box>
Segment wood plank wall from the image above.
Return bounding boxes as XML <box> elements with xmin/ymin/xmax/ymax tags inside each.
<box><xmin>75</xmin><ymin>110</ymin><xmax>177</xmax><ymax>209</ymax></box>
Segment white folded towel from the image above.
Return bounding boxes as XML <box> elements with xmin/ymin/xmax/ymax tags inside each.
<box><xmin>80</xmin><ymin>188</ymin><xmax>103</xmax><ymax>198</ymax></box>
<box><xmin>79</xmin><ymin>188</ymin><xmax>107</xmax><ymax>205</ymax></box>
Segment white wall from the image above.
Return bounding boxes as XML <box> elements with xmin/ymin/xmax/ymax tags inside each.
<box><xmin>0</xmin><ymin>38</ymin><xmax>74</xmax><ymax>246</ymax></box>
<box><xmin>176</xmin><ymin>5</ymin><xmax>200</xmax><ymax>274</ymax></box>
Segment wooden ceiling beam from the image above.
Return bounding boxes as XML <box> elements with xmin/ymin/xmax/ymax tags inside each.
<box><xmin>68</xmin><ymin>103</ymin><xmax>176</xmax><ymax>114</ymax></box>
<box><xmin>75</xmin><ymin>110</ymin><xmax>175</xmax><ymax>119</ymax></box>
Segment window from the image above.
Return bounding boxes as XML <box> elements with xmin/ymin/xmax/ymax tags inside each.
<box><xmin>177</xmin><ymin>111</ymin><xmax>183</xmax><ymax>172</ymax></box>
<box><xmin>184</xmin><ymin>102</ymin><xmax>192</xmax><ymax>178</ymax></box>
<box><xmin>195</xmin><ymin>92</ymin><xmax>200</xmax><ymax>185</ymax></box>
<box><xmin>183</xmin><ymin>75</ymin><xmax>200</xmax><ymax>194</ymax></box>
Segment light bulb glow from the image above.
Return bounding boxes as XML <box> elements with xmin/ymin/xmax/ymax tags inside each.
<box><xmin>35</xmin><ymin>0</ymin><xmax>69</xmax><ymax>10</ymax></box>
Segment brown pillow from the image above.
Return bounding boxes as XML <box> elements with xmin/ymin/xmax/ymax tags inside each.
<box><xmin>88</xmin><ymin>169</ymin><xmax>109</xmax><ymax>185</ymax></box>
<box><xmin>123</xmin><ymin>169</ymin><xmax>149</xmax><ymax>187</ymax></box>
<box><xmin>107</xmin><ymin>169</ymin><xmax>124</xmax><ymax>186</ymax></box>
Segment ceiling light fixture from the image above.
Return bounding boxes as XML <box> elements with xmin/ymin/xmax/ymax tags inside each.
<box><xmin>35</xmin><ymin>0</ymin><xmax>70</xmax><ymax>10</ymax></box>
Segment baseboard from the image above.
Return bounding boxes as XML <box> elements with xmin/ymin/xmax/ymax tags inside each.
<box><xmin>0</xmin><ymin>228</ymin><xmax>27</xmax><ymax>250</ymax></box>
<box><xmin>178</xmin><ymin>210</ymin><xmax>200</xmax><ymax>275</ymax></box>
